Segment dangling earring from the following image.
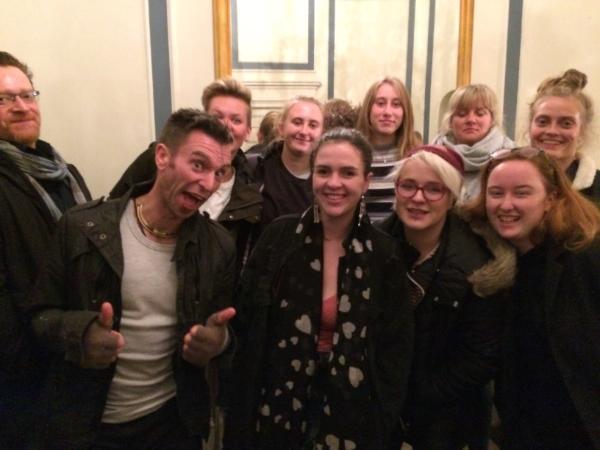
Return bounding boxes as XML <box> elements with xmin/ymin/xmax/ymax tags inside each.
<box><xmin>313</xmin><ymin>202</ymin><xmax>321</xmax><ymax>223</ymax></box>
<box><xmin>358</xmin><ymin>194</ymin><xmax>366</xmax><ymax>226</ymax></box>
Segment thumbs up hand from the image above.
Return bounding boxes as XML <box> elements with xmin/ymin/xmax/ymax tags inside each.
<box><xmin>82</xmin><ymin>302</ymin><xmax>125</xmax><ymax>369</ymax></box>
<box><xmin>182</xmin><ymin>307</ymin><xmax>236</xmax><ymax>368</ymax></box>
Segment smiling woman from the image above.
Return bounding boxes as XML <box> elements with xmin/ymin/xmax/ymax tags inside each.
<box><xmin>463</xmin><ymin>147</ymin><xmax>600</xmax><ymax>449</ymax></box>
<box><xmin>225</xmin><ymin>128</ymin><xmax>414</xmax><ymax>449</ymax></box>
<box><xmin>357</xmin><ymin>77</ymin><xmax>420</xmax><ymax>222</ymax></box>
<box><xmin>379</xmin><ymin>144</ymin><xmax>513</xmax><ymax>450</ymax></box>
<box><xmin>528</xmin><ymin>69</ymin><xmax>600</xmax><ymax>202</ymax></box>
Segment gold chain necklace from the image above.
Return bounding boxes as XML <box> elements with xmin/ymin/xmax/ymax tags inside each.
<box><xmin>135</xmin><ymin>200</ymin><xmax>177</xmax><ymax>239</ymax></box>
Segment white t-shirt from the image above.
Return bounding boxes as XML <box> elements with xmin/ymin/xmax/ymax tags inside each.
<box><xmin>102</xmin><ymin>200</ymin><xmax>177</xmax><ymax>423</ymax></box>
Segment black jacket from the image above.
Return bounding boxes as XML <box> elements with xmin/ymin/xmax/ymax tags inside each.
<box><xmin>0</xmin><ymin>144</ymin><xmax>91</xmax><ymax>447</ymax></box>
<box><xmin>498</xmin><ymin>239</ymin><xmax>600</xmax><ymax>449</ymax></box>
<box><xmin>26</xmin><ymin>183</ymin><xmax>236</xmax><ymax>448</ymax></box>
<box><xmin>225</xmin><ymin>214</ymin><xmax>414</xmax><ymax>449</ymax></box>
<box><xmin>109</xmin><ymin>144</ymin><xmax>262</xmax><ymax>271</ymax></box>
<box><xmin>379</xmin><ymin>213</ymin><xmax>513</xmax><ymax>441</ymax></box>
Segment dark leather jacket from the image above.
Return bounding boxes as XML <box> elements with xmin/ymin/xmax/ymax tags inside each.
<box><xmin>26</xmin><ymin>183</ymin><xmax>236</xmax><ymax>448</ymax></box>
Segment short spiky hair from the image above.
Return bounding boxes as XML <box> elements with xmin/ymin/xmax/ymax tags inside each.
<box><xmin>0</xmin><ymin>51</ymin><xmax>33</xmax><ymax>84</ymax></box>
<box><xmin>202</xmin><ymin>78</ymin><xmax>252</xmax><ymax>126</ymax></box>
<box><xmin>158</xmin><ymin>108</ymin><xmax>233</xmax><ymax>152</ymax></box>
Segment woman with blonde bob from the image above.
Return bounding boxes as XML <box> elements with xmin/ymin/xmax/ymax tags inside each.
<box><xmin>379</xmin><ymin>144</ymin><xmax>514</xmax><ymax>450</ymax></box>
<box><xmin>357</xmin><ymin>77</ymin><xmax>421</xmax><ymax>221</ymax></box>
<box><xmin>434</xmin><ymin>84</ymin><xmax>514</xmax><ymax>203</ymax></box>
<box><xmin>464</xmin><ymin>146</ymin><xmax>600</xmax><ymax>449</ymax></box>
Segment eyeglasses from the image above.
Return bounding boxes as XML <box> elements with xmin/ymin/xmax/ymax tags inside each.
<box><xmin>395</xmin><ymin>180</ymin><xmax>448</xmax><ymax>201</ymax></box>
<box><xmin>491</xmin><ymin>146</ymin><xmax>543</xmax><ymax>160</ymax></box>
<box><xmin>0</xmin><ymin>90</ymin><xmax>40</xmax><ymax>107</ymax></box>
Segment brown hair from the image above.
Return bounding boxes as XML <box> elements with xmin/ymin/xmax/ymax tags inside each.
<box><xmin>323</xmin><ymin>98</ymin><xmax>358</xmax><ymax>131</ymax></box>
<box><xmin>0</xmin><ymin>51</ymin><xmax>33</xmax><ymax>84</ymax></box>
<box><xmin>201</xmin><ymin>78</ymin><xmax>252</xmax><ymax>126</ymax></box>
<box><xmin>310</xmin><ymin>127</ymin><xmax>373</xmax><ymax>175</ymax></box>
<box><xmin>356</xmin><ymin>77</ymin><xmax>418</xmax><ymax>157</ymax></box>
<box><xmin>464</xmin><ymin>147</ymin><xmax>600</xmax><ymax>251</ymax></box>
<box><xmin>529</xmin><ymin>69</ymin><xmax>593</xmax><ymax>145</ymax></box>
<box><xmin>158</xmin><ymin>108</ymin><xmax>233</xmax><ymax>151</ymax></box>
<box><xmin>257</xmin><ymin>111</ymin><xmax>281</xmax><ymax>145</ymax></box>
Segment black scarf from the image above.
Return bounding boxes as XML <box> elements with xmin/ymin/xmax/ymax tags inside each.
<box><xmin>256</xmin><ymin>207</ymin><xmax>378</xmax><ymax>449</ymax></box>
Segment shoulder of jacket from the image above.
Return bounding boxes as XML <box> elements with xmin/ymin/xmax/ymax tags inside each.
<box><xmin>202</xmin><ymin>214</ymin><xmax>236</xmax><ymax>249</ymax></box>
<box><xmin>464</xmin><ymin>217</ymin><xmax>517</xmax><ymax>297</ymax></box>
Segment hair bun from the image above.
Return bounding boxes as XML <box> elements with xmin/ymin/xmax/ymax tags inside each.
<box><xmin>537</xmin><ymin>68</ymin><xmax>587</xmax><ymax>94</ymax></box>
<box><xmin>561</xmin><ymin>69</ymin><xmax>587</xmax><ymax>90</ymax></box>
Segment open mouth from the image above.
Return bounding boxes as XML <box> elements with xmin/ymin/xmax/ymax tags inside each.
<box><xmin>407</xmin><ymin>207</ymin><xmax>428</xmax><ymax>217</ymax></box>
<box><xmin>181</xmin><ymin>192</ymin><xmax>205</xmax><ymax>210</ymax></box>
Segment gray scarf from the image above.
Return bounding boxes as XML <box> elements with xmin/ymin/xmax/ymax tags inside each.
<box><xmin>434</xmin><ymin>126</ymin><xmax>514</xmax><ymax>173</ymax></box>
<box><xmin>0</xmin><ymin>140</ymin><xmax>88</xmax><ymax>221</ymax></box>
<box><xmin>433</xmin><ymin>127</ymin><xmax>515</xmax><ymax>202</ymax></box>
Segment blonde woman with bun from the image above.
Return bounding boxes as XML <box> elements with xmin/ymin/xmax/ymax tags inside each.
<box><xmin>528</xmin><ymin>68</ymin><xmax>600</xmax><ymax>202</ymax></box>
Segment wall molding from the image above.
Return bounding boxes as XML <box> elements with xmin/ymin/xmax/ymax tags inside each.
<box><xmin>232</xmin><ymin>0</ymin><xmax>315</xmax><ymax>70</ymax></box>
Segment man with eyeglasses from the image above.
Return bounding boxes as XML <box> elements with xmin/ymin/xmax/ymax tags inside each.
<box><xmin>0</xmin><ymin>51</ymin><xmax>91</xmax><ymax>449</ymax></box>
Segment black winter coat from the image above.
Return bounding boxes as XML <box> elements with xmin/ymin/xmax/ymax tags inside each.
<box><xmin>25</xmin><ymin>184</ymin><xmax>236</xmax><ymax>449</ymax></box>
<box><xmin>225</xmin><ymin>214</ymin><xmax>415</xmax><ymax>449</ymax></box>
<box><xmin>379</xmin><ymin>213</ymin><xmax>513</xmax><ymax>445</ymax></box>
<box><xmin>0</xmin><ymin>146</ymin><xmax>91</xmax><ymax>447</ymax></box>
<box><xmin>497</xmin><ymin>239</ymin><xmax>600</xmax><ymax>449</ymax></box>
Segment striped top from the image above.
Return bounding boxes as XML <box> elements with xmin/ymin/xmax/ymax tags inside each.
<box><xmin>365</xmin><ymin>144</ymin><xmax>399</xmax><ymax>223</ymax></box>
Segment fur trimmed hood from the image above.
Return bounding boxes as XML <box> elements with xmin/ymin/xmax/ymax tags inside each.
<box><xmin>572</xmin><ymin>153</ymin><xmax>598</xmax><ymax>191</ymax></box>
<box><xmin>467</xmin><ymin>219</ymin><xmax>517</xmax><ymax>297</ymax></box>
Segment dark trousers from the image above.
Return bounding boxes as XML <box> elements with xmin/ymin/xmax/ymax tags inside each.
<box><xmin>92</xmin><ymin>398</ymin><xmax>202</xmax><ymax>450</ymax></box>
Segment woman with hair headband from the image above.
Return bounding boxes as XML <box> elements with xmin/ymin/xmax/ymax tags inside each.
<box><xmin>225</xmin><ymin>128</ymin><xmax>414</xmax><ymax>449</ymax></box>
<box><xmin>433</xmin><ymin>84</ymin><xmax>514</xmax><ymax>203</ymax></box>
<box><xmin>356</xmin><ymin>77</ymin><xmax>420</xmax><ymax>222</ymax></box>
<box><xmin>379</xmin><ymin>144</ymin><xmax>514</xmax><ymax>450</ymax></box>
<box><xmin>464</xmin><ymin>146</ymin><xmax>600</xmax><ymax>449</ymax></box>
<box><xmin>528</xmin><ymin>68</ymin><xmax>600</xmax><ymax>202</ymax></box>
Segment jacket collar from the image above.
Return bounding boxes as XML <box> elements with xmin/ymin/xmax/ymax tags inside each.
<box><xmin>572</xmin><ymin>153</ymin><xmax>597</xmax><ymax>191</ymax></box>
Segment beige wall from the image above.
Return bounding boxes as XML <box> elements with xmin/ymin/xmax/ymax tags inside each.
<box><xmin>169</xmin><ymin>0</ymin><xmax>216</xmax><ymax>111</ymax></box>
<box><xmin>2</xmin><ymin>0</ymin><xmax>599</xmax><ymax>195</ymax></box>
<box><xmin>0</xmin><ymin>0</ymin><xmax>216</xmax><ymax>197</ymax></box>
<box><xmin>473</xmin><ymin>0</ymin><xmax>600</xmax><ymax>164</ymax></box>
<box><xmin>0</xmin><ymin>0</ymin><xmax>154</xmax><ymax>197</ymax></box>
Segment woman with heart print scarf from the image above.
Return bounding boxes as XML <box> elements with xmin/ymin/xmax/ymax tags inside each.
<box><xmin>224</xmin><ymin>128</ymin><xmax>414</xmax><ymax>450</ymax></box>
